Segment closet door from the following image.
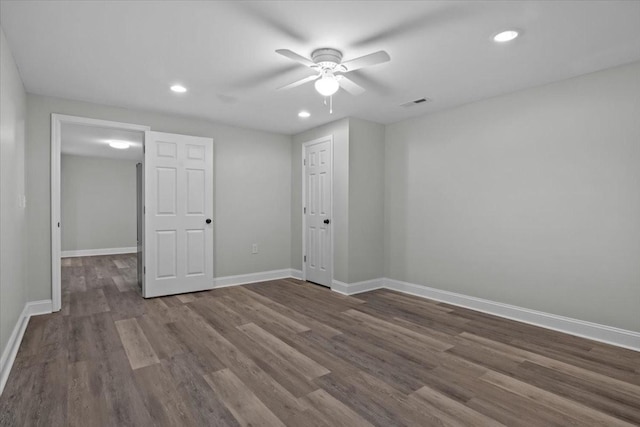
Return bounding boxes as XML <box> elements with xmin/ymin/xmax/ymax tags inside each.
<box><xmin>303</xmin><ymin>137</ymin><xmax>333</xmax><ymax>287</ymax></box>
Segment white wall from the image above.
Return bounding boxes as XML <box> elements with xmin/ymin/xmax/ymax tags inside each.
<box><xmin>292</xmin><ymin>118</ymin><xmax>350</xmax><ymax>282</ymax></box>
<box><xmin>385</xmin><ymin>61</ymin><xmax>640</xmax><ymax>332</ymax></box>
<box><xmin>348</xmin><ymin>118</ymin><xmax>385</xmax><ymax>283</ymax></box>
<box><xmin>26</xmin><ymin>94</ymin><xmax>292</xmax><ymax>301</ymax></box>
<box><xmin>61</xmin><ymin>154</ymin><xmax>137</xmax><ymax>252</ymax></box>
<box><xmin>13</xmin><ymin>47</ymin><xmax>639</xmax><ymax>336</ymax></box>
<box><xmin>291</xmin><ymin>117</ymin><xmax>386</xmax><ymax>285</ymax></box>
<box><xmin>0</xmin><ymin>27</ymin><xmax>27</xmax><ymax>358</ymax></box>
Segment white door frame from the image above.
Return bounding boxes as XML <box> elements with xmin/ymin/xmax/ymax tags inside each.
<box><xmin>301</xmin><ymin>135</ymin><xmax>334</xmax><ymax>285</ymax></box>
<box><xmin>50</xmin><ymin>114</ymin><xmax>150</xmax><ymax>312</ymax></box>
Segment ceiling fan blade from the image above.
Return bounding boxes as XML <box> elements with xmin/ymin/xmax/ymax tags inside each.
<box><xmin>236</xmin><ymin>3</ymin><xmax>308</xmax><ymax>43</ymax></box>
<box><xmin>338</xmin><ymin>76</ymin><xmax>365</xmax><ymax>96</ymax></box>
<box><xmin>276</xmin><ymin>49</ymin><xmax>316</xmax><ymax>68</ymax></box>
<box><xmin>341</xmin><ymin>51</ymin><xmax>390</xmax><ymax>72</ymax></box>
<box><xmin>346</xmin><ymin>70</ymin><xmax>392</xmax><ymax>95</ymax></box>
<box><xmin>277</xmin><ymin>74</ymin><xmax>319</xmax><ymax>90</ymax></box>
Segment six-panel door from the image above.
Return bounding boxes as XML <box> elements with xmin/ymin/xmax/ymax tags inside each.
<box><xmin>144</xmin><ymin>131</ymin><xmax>214</xmax><ymax>297</ymax></box>
<box><xmin>304</xmin><ymin>138</ymin><xmax>332</xmax><ymax>287</ymax></box>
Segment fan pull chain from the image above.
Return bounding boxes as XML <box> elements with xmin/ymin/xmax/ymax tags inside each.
<box><xmin>322</xmin><ymin>96</ymin><xmax>334</xmax><ymax>114</ymax></box>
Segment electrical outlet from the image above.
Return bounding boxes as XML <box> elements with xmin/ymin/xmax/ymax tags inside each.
<box><xmin>252</xmin><ymin>243</ymin><xmax>258</xmax><ymax>254</ymax></box>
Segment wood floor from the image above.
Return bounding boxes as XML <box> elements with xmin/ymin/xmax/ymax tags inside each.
<box><xmin>1</xmin><ymin>254</ymin><xmax>639</xmax><ymax>426</ymax></box>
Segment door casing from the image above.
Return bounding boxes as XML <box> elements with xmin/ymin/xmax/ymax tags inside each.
<box><xmin>51</xmin><ymin>114</ymin><xmax>150</xmax><ymax>312</ymax></box>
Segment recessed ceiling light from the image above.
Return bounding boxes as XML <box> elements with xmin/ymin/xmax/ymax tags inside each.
<box><xmin>298</xmin><ymin>111</ymin><xmax>311</xmax><ymax>118</ymax></box>
<box><xmin>108</xmin><ymin>140</ymin><xmax>131</xmax><ymax>150</ymax></box>
<box><xmin>170</xmin><ymin>84</ymin><xmax>187</xmax><ymax>93</ymax></box>
<box><xmin>493</xmin><ymin>30</ymin><xmax>519</xmax><ymax>42</ymax></box>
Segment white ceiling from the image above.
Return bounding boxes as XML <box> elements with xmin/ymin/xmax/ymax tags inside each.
<box><xmin>61</xmin><ymin>123</ymin><xmax>143</xmax><ymax>161</ymax></box>
<box><xmin>2</xmin><ymin>1</ymin><xmax>640</xmax><ymax>135</ymax></box>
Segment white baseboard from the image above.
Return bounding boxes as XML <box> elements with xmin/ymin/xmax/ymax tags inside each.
<box><xmin>213</xmin><ymin>269</ymin><xmax>297</xmax><ymax>288</ymax></box>
<box><xmin>332</xmin><ymin>278</ymin><xmax>385</xmax><ymax>295</ymax></box>
<box><xmin>0</xmin><ymin>299</ymin><xmax>53</xmax><ymax>395</ymax></box>
<box><xmin>62</xmin><ymin>247</ymin><xmax>137</xmax><ymax>258</ymax></box>
<box><xmin>25</xmin><ymin>300</ymin><xmax>53</xmax><ymax>316</ymax></box>
<box><xmin>307</xmin><ymin>274</ymin><xmax>639</xmax><ymax>351</ymax></box>
<box><xmin>290</xmin><ymin>269</ymin><xmax>303</xmax><ymax>280</ymax></box>
<box><xmin>382</xmin><ymin>278</ymin><xmax>640</xmax><ymax>352</ymax></box>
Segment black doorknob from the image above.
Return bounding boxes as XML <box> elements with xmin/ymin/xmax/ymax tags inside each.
<box><xmin>206</xmin><ymin>219</ymin><xmax>212</xmax><ymax>224</ymax></box>
<box><xmin>323</xmin><ymin>219</ymin><xmax>330</xmax><ymax>224</ymax></box>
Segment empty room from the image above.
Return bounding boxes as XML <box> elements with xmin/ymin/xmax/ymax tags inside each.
<box><xmin>0</xmin><ymin>1</ymin><xmax>639</xmax><ymax>426</ymax></box>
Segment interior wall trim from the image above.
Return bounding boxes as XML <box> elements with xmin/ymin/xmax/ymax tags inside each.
<box><xmin>329</xmin><ymin>277</ymin><xmax>639</xmax><ymax>350</ymax></box>
<box><xmin>61</xmin><ymin>247</ymin><xmax>137</xmax><ymax>258</ymax></box>
<box><xmin>0</xmin><ymin>300</ymin><xmax>53</xmax><ymax>395</ymax></box>
<box><xmin>331</xmin><ymin>278</ymin><xmax>384</xmax><ymax>295</ymax></box>
<box><xmin>380</xmin><ymin>278</ymin><xmax>640</xmax><ymax>352</ymax></box>
<box><xmin>213</xmin><ymin>269</ymin><xmax>299</xmax><ymax>288</ymax></box>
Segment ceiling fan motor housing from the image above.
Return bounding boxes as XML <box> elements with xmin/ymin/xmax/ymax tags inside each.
<box><xmin>311</xmin><ymin>48</ymin><xmax>343</xmax><ymax>70</ymax></box>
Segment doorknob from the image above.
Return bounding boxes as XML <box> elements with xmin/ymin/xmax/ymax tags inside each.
<box><xmin>323</xmin><ymin>219</ymin><xmax>330</xmax><ymax>224</ymax></box>
<box><xmin>206</xmin><ymin>219</ymin><xmax>212</xmax><ymax>224</ymax></box>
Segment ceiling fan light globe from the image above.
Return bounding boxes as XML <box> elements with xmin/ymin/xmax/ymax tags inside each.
<box><xmin>315</xmin><ymin>76</ymin><xmax>340</xmax><ymax>96</ymax></box>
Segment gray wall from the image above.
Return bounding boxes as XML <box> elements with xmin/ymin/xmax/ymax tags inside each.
<box><xmin>385</xmin><ymin>61</ymin><xmax>640</xmax><ymax>332</ymax></box>
<box><xmin>348</xmin><ymin>118</ymin><xmax>385</xmax><ymax>283</ymax></box>
<box><xmin>61</xmin><ymin>154</ymin><xmax>137</xmax><ymax>252</ymax></box>
<box><xmin>291</xmin><ymin>117</ymin><xmax>386</xmax><ymax>285</ymax></box>
<box><xmin>0</xmin><ymin>27</ymin><xmax>27</xmax><ymax>359</ymax></box>
<box><xmin>11</xmin><ymin>44</ymin><xmax>639</xmax><ymax>336</ymax></box>
<box><xmin>292</xmin><ymin>118</ymin><xmax>350</xmax><ymax>282</ymax></box>
<box><xmin>26</xmin><ymin>94</ymin><xmax>292</xmax><ymax>301</ymax></box>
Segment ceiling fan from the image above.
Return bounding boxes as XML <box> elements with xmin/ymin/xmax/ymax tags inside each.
<box><xmin>275</xmin><ymin>48</ymin><xmax>390</xmax><ymax>98</ymax></box>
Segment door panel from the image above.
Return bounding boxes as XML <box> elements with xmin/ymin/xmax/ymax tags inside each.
<box><xmin>145</xmin><ymin>131</ymin><xmax>214</xmax><ymax>297</ymax></box>
<box><xmin>186</xmin><ymin>229</ymin><xmax>205</xmax><ymax>276</ymax></box>
<box><xmin>157</xmin><ymin>141</ymin><xmax>177</xmax><ymax>157</ymax></box>
<box><xmin>156</xmin><ymin>230</ymin><xmax>177</xmax><ymax>278</ymax></box>
<box><xmin>304</xmin><ymin>138</ymin><xmax>333</xmax><ymax>287</ymax></box>
<box><xmin>308</xmin><ymin>226</ymin><xmax>317</xmax><ymax>269</ymax></box>
<box><xmin>319</xmin><ymin>227</ymin><xmax>328</xmax><ymax>271</ymax></box>
<box><xmin>157</xmin><ymin>168</ymin><xmax>177</xmax><ymax>214</ymax></box>
<box><xmin>319</xmin><ymin>172</ymin><xmax>328</xmax><ymax>214</ymax></box>
<box><xmin>186</xmin><ymin>169</ymin><xmax>205</xmax><ymax>214</ymax></box>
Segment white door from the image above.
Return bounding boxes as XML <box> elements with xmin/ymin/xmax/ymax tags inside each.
<box><xmin>303</xmin><ymin>137</ymin><xmax>333</xmax><ymax>287</ymax></box>
<box><xmin>144</xmin><ymin>131</ymin><xmax>214</xmax><ymax>297</ymax></box>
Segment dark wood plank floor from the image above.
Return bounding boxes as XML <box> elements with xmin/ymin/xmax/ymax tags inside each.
<box><xmin>1</xmin><ymin>254</ymin><xmax>639</xmax><ymax>426</ymax></box>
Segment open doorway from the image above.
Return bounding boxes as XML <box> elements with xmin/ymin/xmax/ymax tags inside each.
<box><xmin>51</xmin><ymin>115</ymin><xmax>150</xmax><ymax>312</ymax></box>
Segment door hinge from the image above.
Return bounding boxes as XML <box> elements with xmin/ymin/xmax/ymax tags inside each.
<box><xmin>58</xmin><ymin>222</ymin><xmax>60</xmax><ymax>228</ymax></box>
<box><xmin>144</xmin><ymin>206</ymin><xmax>146</xmax><ymax>214</ymax></box>
<box><xmin>304</xmin><ymin>255</ymin><xmax>306</xmax><ymax>263</ymax></box>
<box><xmin>143</xmin><ymin>145</ymin><xmax>145</xmax><ymax>153</ymax></box>
<box><xmin>303</xmin><ymin>207</ymin><xmax>306</xmax><ymax>214</ymax></box>
<box><xmin>303</xmin><ymin>159</ymin><xmax>306</xmax><ymax>166</ymax></box>
<box><xmin>144</xmin><ymin>266</ymin><xmax>146</xmax><ymax>274</ymax></box>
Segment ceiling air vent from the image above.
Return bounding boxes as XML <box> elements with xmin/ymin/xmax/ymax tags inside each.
<box><xmin>400</xmin><ymin>97</ymin><xmax>432</xmax><ymax>108</ymax></box>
